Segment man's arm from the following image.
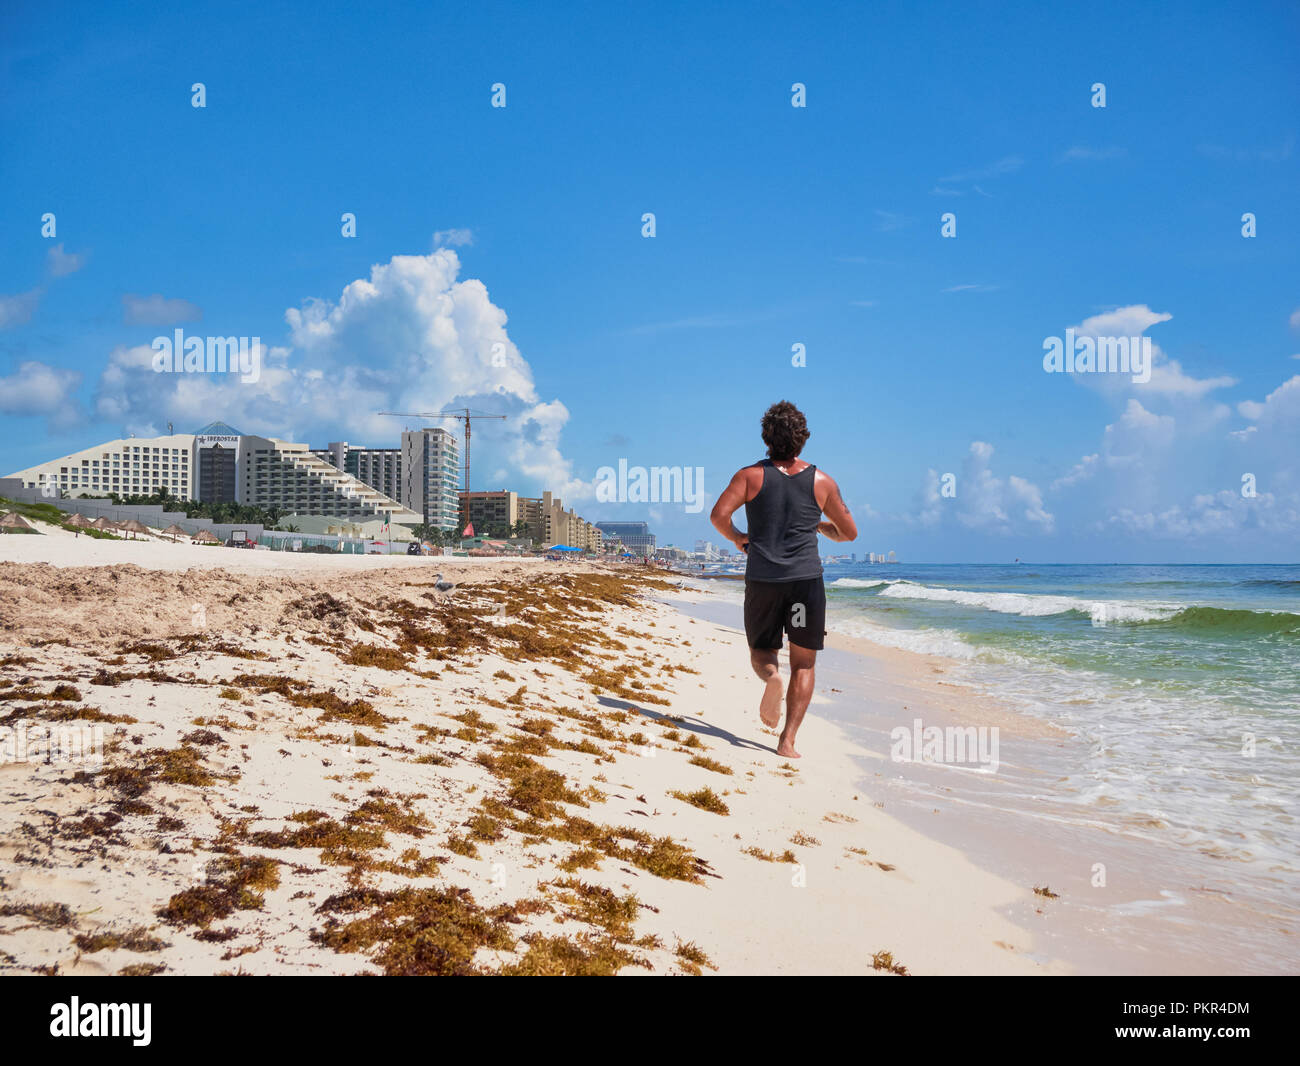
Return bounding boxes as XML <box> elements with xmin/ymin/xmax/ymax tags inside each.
<box><xmin>816</xmin><ymin>474</ymin><xmax>858</xmax><ymax>543</ymax></box>
<box><xmin>710</xmin><ymin>468</ymin><xmax>754</xmax><ymax>552</ymax></box>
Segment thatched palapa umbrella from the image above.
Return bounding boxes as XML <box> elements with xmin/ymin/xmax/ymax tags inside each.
<box><xmin>0</xmin><ymin>512</ymin><xmax>37</xmax><ymax>533</ymax></box>
<box><xmin>192</xmin><ymin>529</ymin><xmax>221</xmax><ymax>544</ymax></box>
<box><xmin>91</xmin><ymin>516</ymin><xmax>120</xmax><ymax>531</ymax></box>
<box><xmin>160</xmin><ymin>524</ymin><xmax>188</xmax><ymax>542</ymax></box>
<box><xmin>65</xmin><ymin>512</ymin><xmax>94</xmax><ymax>529</ymax></box>
<box><xmin>118</xmin><ymin>518</ymin><xmax>152</xmax><ymax>539</ymax></box>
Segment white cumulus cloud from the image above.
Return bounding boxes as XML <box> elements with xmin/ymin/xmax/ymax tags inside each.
<box><xmin>93</xmin><ymin>251</ymin><xmax>584</xmax><ymax>496</ymax></box>
<box><xmin>908</xmin><ymin>441</ymin><xmax>1052</xmax><ymax>535</ymax></box>
<box><xmin>0</xmin><ymin>360</ymin><xmax>82</xmax><ymax>428</ymax></box>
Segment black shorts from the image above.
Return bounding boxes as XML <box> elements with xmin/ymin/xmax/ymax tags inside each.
<box><xmin>744</xmin><ymin>577</ymin><xmax>826</xmax><ymax>651</ymax></box>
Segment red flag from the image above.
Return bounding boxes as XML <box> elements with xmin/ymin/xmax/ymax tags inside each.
<box><xmin>463</xmin><ymin>522</ymin><xmax>474</xmax><ymax>537</ymax></box>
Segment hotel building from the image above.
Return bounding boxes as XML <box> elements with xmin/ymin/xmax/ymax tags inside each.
<box><xmin>541</xmin><ymin>491</ymin><xmax>602</xmax><ymax>552</ymax></box>
<box><xmin>310</xmin><ymin>442</ymin><xmax>403</xmax><ymax>504</ymax></box>
<box><xmin>309</xmin><ymin>431</ymin><xmax>460</xmax><ymax>530</ymax></box>
<box><xmin>240</xmin><ymin>437</ymin><xmax>420</xmax><ymax>524</ymax></box>
<box><xmin>5</xmin><ymin>423</ymin><xmax>420</xmax><ymax>528</ymax></box>
<box><xmin>461</xmin><ymin>490</ymin><xmax>529</xmax><ymax>536</ymax></box>
<box><xmin>460</xmin><ymin>489</ymin><xmax>603</xmax><ymax>551</ymax></box>
<box><xmin>595</xmin><ymin>521</ymin><xmax>656</xmax><ymax>557</ymax></box>
<box><xmin>400</xmin><ymin>429</ymin><xmax>460</xmax><ymax>530</ymax></box>
<box><xmin>5</xmin><ymin>434</ymin><xmax>197</xmax><ymax>500</ymax></box>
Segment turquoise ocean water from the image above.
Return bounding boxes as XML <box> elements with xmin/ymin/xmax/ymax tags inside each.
<box><xmin>818</xmin><ymin>562</ymin><xmax>1300</xmax><ymax>873</ymax></box>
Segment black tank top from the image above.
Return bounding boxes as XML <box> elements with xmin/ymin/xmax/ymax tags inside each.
<box><xmin>744</xmin><ymin>460</ymin><xmax>823</xmax><ymax>582</ymax></box>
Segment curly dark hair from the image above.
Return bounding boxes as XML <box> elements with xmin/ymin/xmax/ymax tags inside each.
<box><xmin>760</xmin><ymin>400</ymin><xmax>810</xmax><ymax>461</ymax></box>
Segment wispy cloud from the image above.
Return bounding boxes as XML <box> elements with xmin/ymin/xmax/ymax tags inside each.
<box><xmin>1059</xmin><ymin>145</ymin><xmax>1126</xmax><ymax>162</ymax></box>
<box><xmin>620</xmin><ymin>307</ymin><xmax>789</xmax><ymax>336</ymax></box>
<box><xmin>934</xmin><ymin>155</ymin><xmax>1022</xmax><ymax>195</ymax></box>
<box><xmin>874</xmin><ymin>209</ymin><xmax>909</xmax><ymax>232</ymax></box>
<box><xmin>122</xmin><ymin>293</ymin><xmax>203</xmax><ymax>326</ymax></box>
<box><xmin>834</xmin><ymin>255</ymin><xmax>898</xmax><ymax>266</ymax></box>
<box><xmin>46</xmin><ymin>243</ymin><xmax>87</xmax><ymax>277</ymax></box>
<box><xmin>2</xmin><ymin>245</ymin><xmax>91</xmax><ymax>329</ymax></box>
<box><xmin>0</xmin><ymin>289</ymin><xmax>42</xmax><ymax>329</ymax></box>
<box><xmin>942</xmin><ymin>283</ymin><xmax>1000</xmax><ymax>294</ymax></box>
<box><xmin>849</xmin><ymin>299</ymin><xmax>877</xmax><ymax>308</ymax></box>
<box><xmin>939</xmin><ymin>156</ymin><xmax>1023</xmax><ymax>183</ymax></box>
<box><xmin>1197</xmin><ymin>136</ymin><xmax>1294</xmax><ymax>162</ymax></box>
<box><xmin>433</xmin><ymin>227</ymin><xmax>474</xmax><ymax>248</ymax></box>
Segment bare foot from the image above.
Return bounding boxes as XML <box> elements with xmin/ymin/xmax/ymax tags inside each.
<box><xmin>776</xmin><ymin>737</ymin><xmax>802</xmax><ymax>758</ymax></box>
<box><xmin>759</xmin><ymin>675</ymin><xmax>783</xmax><ymax>728</ymax></box>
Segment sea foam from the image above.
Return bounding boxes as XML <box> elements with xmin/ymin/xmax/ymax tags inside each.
<box><xmin>873</xmin><ymin>582</ymin><xmax>1176</xmax><ymax>622</ymax></box>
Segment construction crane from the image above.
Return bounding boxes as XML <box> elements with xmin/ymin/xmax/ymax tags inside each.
<box><xmin>378</xmin><ymin>409</ymin><xmax>507</xmax><ymax>531</ymax></box>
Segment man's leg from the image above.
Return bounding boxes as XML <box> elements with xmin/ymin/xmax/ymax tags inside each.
<box><xmin>744</xmin><ymin>581</ymin><xmax>785</xmax><ymax>729</ymax></box>
<box><xmin>749</xmin><ymin>648</ymin><xmax>783</xmax><ymax>728</ymax></box>
<box><xmin>778</xmin><ymin>643</ymin><xmax>817</xmax><ymax>758</ymax></box>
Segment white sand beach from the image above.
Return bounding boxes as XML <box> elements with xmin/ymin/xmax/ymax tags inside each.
<box><xmin>0</xmin><ymin>530</ymin><xmax>1068</xmax><ymax>975</ymax></box>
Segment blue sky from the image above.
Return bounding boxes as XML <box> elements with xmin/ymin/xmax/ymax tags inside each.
<box><xmin>2</xmin><ymin>0</ymin><xmax>1297</xmax><ymax>561</ymax></box>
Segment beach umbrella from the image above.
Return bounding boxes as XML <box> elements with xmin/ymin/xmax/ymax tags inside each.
<box><xmin>0</xmin><ymin>512</ymin><xmax>37</xmax><ymax>532</ymax></box>
<box><xmin>90</xmin><ymin>516</ymin><xmax>120</xmax><ymax>531</ymax></box>
<box><xmin>160</xmin><ymin>523</ymin><xmax>188</xmax><ymax>541</ymax></box>
<box><xmin>192</xmin><ymin>529</ymin><xmax>221</xmax><ymax>544</ymax></box>
<box><xmin>118</xmin><ymin>518</ymin><xmax>151</xmax><ymax>537</ymax></box>
<box><xmin>65</xmin><ymin>512</ymin><xmax>94</xmax><ymax>528</ymax></box>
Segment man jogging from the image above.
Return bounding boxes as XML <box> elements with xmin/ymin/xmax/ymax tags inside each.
<box><xmin>709</xmin><ymin>401</ymin><xmax>857</xmax><ymax>758</ymax></box>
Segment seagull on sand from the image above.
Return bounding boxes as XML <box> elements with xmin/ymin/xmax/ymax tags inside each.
<box><xmin>433</xmin><ymin>573</ymin><xmax>456</xmax><ymax>594</ymax></box>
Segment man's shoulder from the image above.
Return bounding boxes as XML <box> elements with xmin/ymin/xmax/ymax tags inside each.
<box><xmin>732</xmin><ymin>462</ymin><xmax>766</xmax><ymax>501</ymax></box>
<box><xmin>812</xmin><ymin>466</ymin><xmax>839</xmax><ymax>504</ymax></box>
